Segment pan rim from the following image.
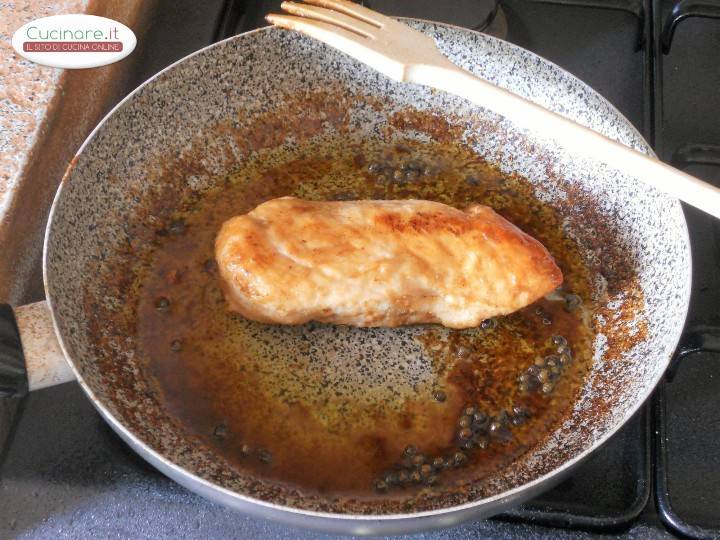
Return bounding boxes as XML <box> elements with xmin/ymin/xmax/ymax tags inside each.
<box><xmin>42</xmin><ymin>20</ymin><xmax>692</xmax><ymax>526</ymax></box>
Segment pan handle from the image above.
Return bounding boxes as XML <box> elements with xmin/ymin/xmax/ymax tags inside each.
<box><xmin>666</xmin><ymin>325</ymin><xmax>720</xmax><ymax>382</ymax></box>
<box><xmin>0</xmin><ymin>301</ymin><xmax>75</xmax><ymax>398</ymax></box>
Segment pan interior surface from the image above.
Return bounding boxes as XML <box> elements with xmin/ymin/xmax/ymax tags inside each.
<box><xmin>136</xmin><ymin>134</ymin><xmax>595</xmax><ymax>500</ymax></box>
<box><xmin>45</xmin><ymin>21</ymin><xmax>690</xmax><ymax>518</ymax></box>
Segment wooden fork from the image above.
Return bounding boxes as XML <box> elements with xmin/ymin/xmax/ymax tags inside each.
<box><xmin>267</xmin><ymin>0</ymin><xmax>720</xmax><ymax>219</ymax></box>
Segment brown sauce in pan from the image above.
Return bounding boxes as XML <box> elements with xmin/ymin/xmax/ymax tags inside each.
<box><xmin>136</xmin><ymin>138</ymin><xmax>595</xmax><ymax>499</ymax></box>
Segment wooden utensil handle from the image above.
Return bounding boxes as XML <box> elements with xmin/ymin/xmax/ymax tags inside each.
<box><xmin>409</xmin><ymin>62</ymin><xmax>720</xmax><ymax>219</ymax></box>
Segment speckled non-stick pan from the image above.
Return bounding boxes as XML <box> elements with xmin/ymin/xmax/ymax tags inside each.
<box><xmin>0</xmin><ymin>21</ymin><xmax>691</xmax><ymax>535</ymax></box>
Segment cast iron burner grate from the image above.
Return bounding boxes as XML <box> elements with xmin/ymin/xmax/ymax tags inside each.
<box><xmin>649</xmin><ymin>1</ymin><xmax>720</xmax><ymax>536</ymax></box>
<box><xmin>500</xmin><ymin>411</ymin><xmax>650</xmax><ymax>530</ymax></box>
<box><xmin>214</xmin><ymin>0</ymin><xmax>506</xmax><ymax>42</ymax></box>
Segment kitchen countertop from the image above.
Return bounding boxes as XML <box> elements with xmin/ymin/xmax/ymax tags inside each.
<box><xmin>0</xmin><ymin>0</ymin><xmax>155</xmax><ymax>305</ymax></box>
<box><xmin>0</xmin><ymin>0</ymin><xmax>84</xmax><ymax>206</ymax></box>
<box><xmin>0</xmin><ymin>0</ymin><xmax>84</xmax><ymax>301</ymax></box>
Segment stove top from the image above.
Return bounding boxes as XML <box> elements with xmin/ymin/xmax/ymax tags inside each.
<box><xmin>2</xmin><ymin>1</ymin><xmax>720</xmax><ymax>538</ymax></box>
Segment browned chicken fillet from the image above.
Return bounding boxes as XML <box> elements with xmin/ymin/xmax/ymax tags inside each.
<box><xmin>215</xmin><ymin>197</ymin><xmax>563</xmax><ymax>328</ymax></box>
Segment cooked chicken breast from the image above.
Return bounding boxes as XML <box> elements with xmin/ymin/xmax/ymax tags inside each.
<box><xmin>215</xmin><ymin>197</ymin><xmax>562</xmax><ymax>328</ymax></box>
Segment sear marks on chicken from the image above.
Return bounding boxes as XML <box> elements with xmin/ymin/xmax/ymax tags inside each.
<box><xmin>215</xmin><ymin>197</ymin><xmax>563</xmax><ymax>328</ymax></box>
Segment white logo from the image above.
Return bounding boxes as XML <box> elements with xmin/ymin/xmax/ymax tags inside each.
<box><xmin>11</xmin><ymin>14</ymin><xmax>136</xmax><ymax>69</ymax></box>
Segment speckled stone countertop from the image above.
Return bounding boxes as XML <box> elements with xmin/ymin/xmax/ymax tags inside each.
<box><xmin>0</xmin><ymin>0</ymin><xmax>84</xmax><ymax>208</ymax></box>
<box><xmin>0</xmin><ymin>0</ymin><xmax>85</xmax><ymax>303</ymax></box>
<box><xmin>0</xmin><ymin>0</ymin><xmax>154</xmax><ymax>305</ymax></box>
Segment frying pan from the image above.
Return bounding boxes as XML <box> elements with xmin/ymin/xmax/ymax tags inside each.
<box><xmin>0</xmin><ymin>20</ymin><xmax>695</xmax><ymax>535</ymax></box>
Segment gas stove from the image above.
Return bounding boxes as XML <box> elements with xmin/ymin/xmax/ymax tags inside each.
<box><xmin>1</xmin><ymin>1</ymin><xmax>720</xmax><ymax>538</ymax></box>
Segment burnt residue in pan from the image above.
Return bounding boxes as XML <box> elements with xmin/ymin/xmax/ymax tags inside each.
<box><xmin>134</xmin><ymin>137</ymin><xmax>595</xmax><ymax>499</ymax></box>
